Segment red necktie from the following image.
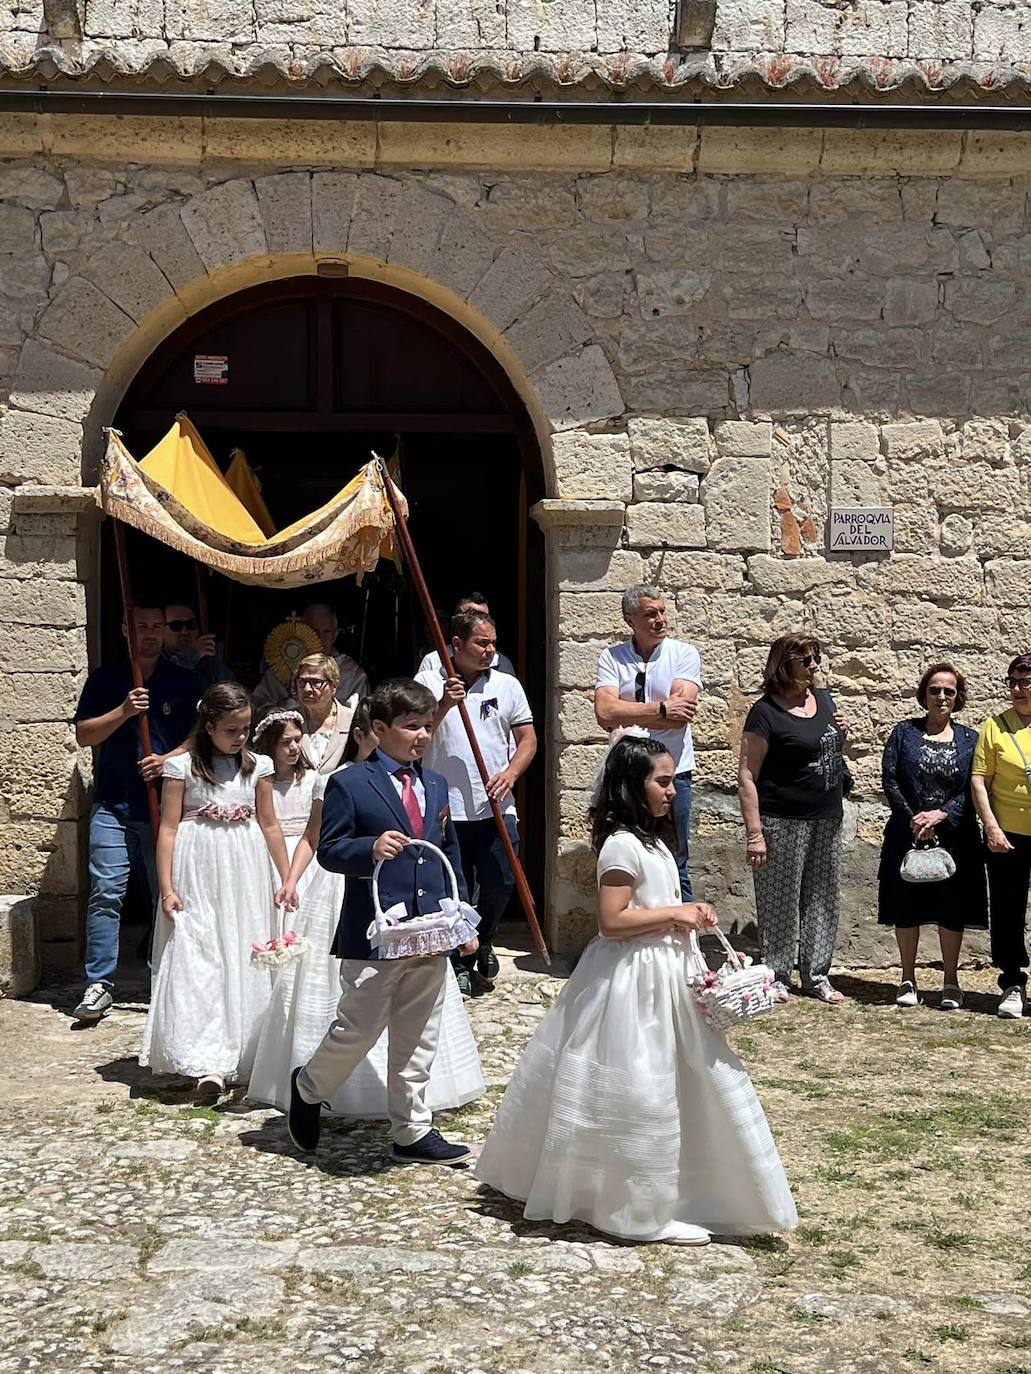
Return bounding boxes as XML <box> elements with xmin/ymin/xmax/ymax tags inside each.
<box><xmin>395</xmin><ymin>767</ymin><xmax>424</xmax><ymax>838</ymax></box>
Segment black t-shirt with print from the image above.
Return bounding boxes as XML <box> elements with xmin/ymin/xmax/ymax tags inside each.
<box><xmin>744</xmin><ymin>689</ymin><xmax>845</xmax><ymax>820</ymax></box>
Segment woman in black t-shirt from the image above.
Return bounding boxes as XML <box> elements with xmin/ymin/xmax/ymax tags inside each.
<box><xmin>738</xmin><ymin>634</ymin><xmax>848</xmax><ymax>1005</ymax></box>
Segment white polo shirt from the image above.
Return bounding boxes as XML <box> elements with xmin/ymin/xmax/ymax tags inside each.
<box><xmin>595</xmin><ymin>636</ymin><xmax>702</xmax><ymax>774</ymax></box>
<box><xmin>416</xmin><ymin>667</ymin><xmax>534</xmax><ymax>821</ymax></box>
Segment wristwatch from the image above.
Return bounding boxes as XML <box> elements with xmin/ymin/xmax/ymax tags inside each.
<box><xmin>658</xmin><ymin>700</ymin><xmax>668</xmax><ymax>719</ymax></box>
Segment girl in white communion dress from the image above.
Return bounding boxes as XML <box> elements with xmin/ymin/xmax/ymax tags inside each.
<box><xmin>247</xmin><ymin>701</ymin><xmax>484</xmax><ymax>1117</ymax></box>
<box><xmin>140</xmin><ymin>684</ymin><xmax>291</xmax><ymax>1102</ymax></box>
<box><xmin>476</xmin><ymin>735</ymin><xmax>798</xmax><ymax>1246</ymax></box>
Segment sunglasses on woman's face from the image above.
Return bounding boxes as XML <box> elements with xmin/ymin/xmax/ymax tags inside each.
<box><xmin>1007</xmin><ymin>677</ymin><xmax>1031</xmax><ymax>692</ymax></box>
<box><xmin>166</xmin><ymin>618</ymin><xmax>197</xmax><ymax>633</ymax></box>
<box><xmin>791</xmin><ymin>653</ymin><xmax>821</xmax><ymax>668</ymax></box>
<box><xmin>927</xmin><ymin>686</ymin><xmax>957</xmax><ymax>698</ymax></box>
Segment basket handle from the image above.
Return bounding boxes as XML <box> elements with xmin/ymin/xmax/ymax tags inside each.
<box><xmin>371</xmin><ymin>838</ymin><xmax>461</xmax><ymax>920</ymax></box>
<box><xmin>706</xmin><ymin>923</ymin><xmax>743</xmax><ymax>972</ymax></box>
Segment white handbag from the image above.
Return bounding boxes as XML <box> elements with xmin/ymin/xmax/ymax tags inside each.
<box><xmin>367</xmin><ymin>839</ymin><xmax>480</xmax><ymax>959</ymax></box>
<box><xmin>900</xmin><ymin>840</ymin><xmax>956</xmax><ymax>884</ymax></box>
<box><xmin>689</xmin><ymin>926</ymin><xmax>779</xmax><ymax>1032</ymax></box>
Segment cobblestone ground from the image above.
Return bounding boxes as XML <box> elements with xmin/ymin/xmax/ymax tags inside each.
<box><xmin>1</xmin><ymin>938</ymin><xmax>1028</xmax><ymax>1374</ymax></box>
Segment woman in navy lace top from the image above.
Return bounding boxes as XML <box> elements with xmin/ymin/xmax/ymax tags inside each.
<box><xmin>878</xmin><ymin>663</ymin><xmax>987</xmax><ymax>1011</ymax></box>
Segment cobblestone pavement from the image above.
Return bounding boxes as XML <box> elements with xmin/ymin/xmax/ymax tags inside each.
<box><xmin>1</xmin><ymin>938</ymin><xmax>1028</xmax><ymax>1374</ymax></box>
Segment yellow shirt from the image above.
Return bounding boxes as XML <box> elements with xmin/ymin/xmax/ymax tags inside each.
<box><xmin>973</xmin><ymin>711</ymin><xmax>1031</xmax><ymax>836</ymax></box>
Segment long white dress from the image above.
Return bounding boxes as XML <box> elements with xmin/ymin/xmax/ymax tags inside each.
<box><xmin>140</xmin><ymin>753</ymin><xmax>278</xmax><ymax>1082</ymax></box>
<box><xmin>247</xmin><ymin>767</ymin><xmax>485</xmax><ymax>1116</ymax></box>
<box><xmin>269</xmin><ymin>770</ymin><xmax>318</xmax><ymax>909</ymax></box>
<box><xmin>476</xmin><ymin>829</ymin><xmax>798</xmax><ymax>1240</ymax></box>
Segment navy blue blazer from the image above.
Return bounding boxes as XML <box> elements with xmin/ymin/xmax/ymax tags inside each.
<box><xmin>318</xmin><ymin>751</ymin><xmax>469</xmax><ymax>961</ymax></box>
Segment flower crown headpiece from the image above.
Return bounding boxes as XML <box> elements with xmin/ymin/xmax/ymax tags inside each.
<box><xmin>252</xmin><ymin>709</ymin><xmax>304</xmax><ymax>744</ymax></box>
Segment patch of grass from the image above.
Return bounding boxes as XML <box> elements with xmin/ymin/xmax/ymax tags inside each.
<box><xmin>924</xmin><ymin>1227</ymin><xmax>971</xmax><ymax>1252</ymax></box>
<box><xmin>901</xmin><ymin>1352</ymin><xmax>934</xmax><ymax>1365</ymax></box>
<box><xmin>94</xmin><ymin>1102</ymin><xmax>116</xmax><ymax>1115</ymax></box>
<box><xmin>507</xmin><ymin>1260</ymin><xmax>531</xmax><ymax>1278</ymax></box>
<box><xmin>178</xmin><ymin>1105</ymin><xmax>220</xmax><ymax>1122</ymax></box>
<box><xmin>136</xmin><ymin>1227</ymin><xmax>165</xmax><ymax>1271</ymax></box>
<box><xmin>741</xmin><ymin>1233</ymin><xmax>782</xmax><ymax>1252</ymax></box>
<box><xmin>234</xmin><ymin>1317</ymin><xmax>286</xmax><ymax>1339</ymax></box>
<box><xmin>933</xmin><ymin>1324</ymin><xmax>970</xmax><ymax>1343</ymax></box>
<box><xmin>828</xmin><ymin>1250</ymin><xmax>860</xmax><ymax>1273</ymax></box>
<box><xmin>952</xmin><ymin>1295</ymin><xmax>984</xmax><ymax>1310</ymax></box>
<box><xmin>1001</xmin><ymin>1336</ymin><xmax>1031</xmax><ymax>1351</ymax></box>
<box><xmin>814</xmin><ymin>1164</ymin><xmax>855</xmax><ymax>1184</ymax></box>
<box><xmin>10</xmin><ymin>1259</ymin><xmax>44</xmax><ymax>1279</ymax></box>
<box><xmin>750</xmin><ymin>1361</ymin><xmax>789</xmax><ymax>1374</ymax></box>
<box><xmin>0</xmin><ymin>1224</ymin><xmax>52</xmax><ymax>1243</ymax></box>
<box><xmin>133</xmin><ymin>1102</ymin><xmax>160</xmax><ymax>1119</ymax></box>
<box><xmin>797</xmin><ymin>1225</ymin><xmax>829</xmax><ymax>1246</ymax></box>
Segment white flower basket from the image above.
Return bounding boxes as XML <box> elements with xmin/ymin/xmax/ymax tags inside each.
<box><xmin>367</xmin><ymin>839</ymin><xmax>480</xmax><ymax>959</ymax></box>
<box><xmin>689</xmin><ymin>926</ymin><xmax>778</xmax><ymax>1032</ymax></box>
<box><xmin>250</xmin><ymin>932</ymin><xmax>310</xmax><ymax>969</ymax></box>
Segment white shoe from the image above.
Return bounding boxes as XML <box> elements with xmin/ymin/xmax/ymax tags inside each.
<box><xmin>940</xmin><ymin>985</ymin><xmax>963</xmax><ymax>1012</ymax></box>
<box><xmin>997</xmin><ymin>986</ymin><xmax>1025</xmax><ymax>1019</ymax></box>
<box><xmin>895</xmin><ymin>980</ymin><xmax>919</xmax><ymax>1008</ymax></box>
<box><xmin>660</xmin><ymin>1225</ymin><xmax>711</xmax><ymax>1247</ymax></box>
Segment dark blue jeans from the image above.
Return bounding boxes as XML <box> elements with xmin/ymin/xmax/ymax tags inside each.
<box><xmin>451</xmin><ymin>815</ymin><xmax>519</xmax><ymax>974</ymax></box>
<box><xmin>84</xmin><ymin>803</ymin><xmax>157</xmax><ymax>987</ymax></box>
<box><xmin>673</xmin><ymin>771</ymin><xmax>693</xmax><ymax>901</ymax></box>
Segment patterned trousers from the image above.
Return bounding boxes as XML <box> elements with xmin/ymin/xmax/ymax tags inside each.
<box><xmin>752</xmin><ymin>815</ymin><xmax>842</xmax><ymax>989</ymax></box>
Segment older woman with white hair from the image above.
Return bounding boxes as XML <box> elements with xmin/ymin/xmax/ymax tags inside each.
<box><xmin>285</xmin><ymin>653</ymin><xmax>358</xmax><ymax>774</ymax></box>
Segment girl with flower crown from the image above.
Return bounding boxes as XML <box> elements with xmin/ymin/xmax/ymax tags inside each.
<box><xmin>247</xmin><ymin>701</ymin><xmax>484</xmax><ymax>1118</ymax></box>
<box><xmin>140</xmin><ymin>683</ymin><xmax>291</xmax><ymax>1101</ymax></box>
<box><xmin>252</xmin><ymin>709</ymin><xmax>318</xmax><ymax>903</ymax></box>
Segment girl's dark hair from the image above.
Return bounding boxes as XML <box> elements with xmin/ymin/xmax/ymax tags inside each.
<box><xmin>188</xmin><ymin>682</ymin><xmax>256</xmax><ymax>786</ymax></box>
<box><xmin>590</xmin><ymin>737</ymin><xmax>678</xmax><ymax>856</ymax></box>
<box><xmin>916</xmin><ymin>662</ymin><xmax>967</xmax><ymax>711</ymax></box>
<box><xmin>252</xmin><ymin>713</ymin><xmax>311</xmax><ymax>780</ymax></box>
<box><xmin>343</xmin><ymin>698</ymin><xmax>373</xmax><ymax>763</ymax></box>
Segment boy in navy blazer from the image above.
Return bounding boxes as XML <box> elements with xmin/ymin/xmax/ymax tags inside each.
<box><xmin>289</xmin><ymin>679</ymin><xmax>477</xmax><ymax>1167</ymax></box>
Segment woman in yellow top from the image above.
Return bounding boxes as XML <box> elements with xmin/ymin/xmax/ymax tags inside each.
<box><xmin>971</xmin><ymin>654</ymin><xmax>1031</xmax><ymax>1019</ymax></box>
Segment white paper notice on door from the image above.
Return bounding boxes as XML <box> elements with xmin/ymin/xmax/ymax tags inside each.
<box><xmin>194</xmin><ymin>354</ymin><xmax>229</xmax><ymax>385</ymax></box>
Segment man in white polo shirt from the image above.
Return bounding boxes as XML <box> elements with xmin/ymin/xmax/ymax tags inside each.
<box><xmin>417</xmin><ymin>611</ymin><xmax>537</xmax><ymax>997</ymax></box>
<box><xmin>416</xmin><ymin>590</ymin><xmax>515</xmax><ymax>677</ymax></box>
<box><xmin>594</xmin><ymin>584</ymin><xmax>701</xmax><ymax>899</ymax></box>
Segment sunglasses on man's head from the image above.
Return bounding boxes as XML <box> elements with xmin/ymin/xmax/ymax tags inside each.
<box><xmin>166</xmin><ymin>618</ymin><xmax>197</xmax><ymax>633</ymax></box>
<box><xmin>1007</xmin><ymin>677</ymin><xmax>1031</xmax><ymax>691</ymax></box>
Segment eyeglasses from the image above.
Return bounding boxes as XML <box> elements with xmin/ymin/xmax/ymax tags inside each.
<box><xmin>635</xmin><ymin>670</ymin><xmax>646</xmax><ymax>703</ymax></box>
<box><xmin>166</xmin><ymin>618</ymin><xmax>197</xmax><ymax>633</ymax></box>
<box><xmin>927</xmin><ymin>686</ymin><xmax>957</xmax><ymax>698</ymax></box>
<box><xmin>790</xmin><ymin>653</ymin><xmax>821</xmax><ymax>668</ymax></box>
<box><xmin>296</xmin><ymin>677</ymin><xmax>330</xmax><ymax>691</ymax></box>
<box><xmin>1007</xmin><ymin>677</ymin><xmax>1031</xmax><ymax>691</ymax></box>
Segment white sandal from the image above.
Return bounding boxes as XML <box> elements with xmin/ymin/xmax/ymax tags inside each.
<box><xmin>895</xmin><ymin>980</ymin><xmax>919</xmax><ymax>1008</ymax></box>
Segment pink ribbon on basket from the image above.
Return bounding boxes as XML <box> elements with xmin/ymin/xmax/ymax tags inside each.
<box><xmin>252</xmin><ymin>929</ymin><xmax>302</xmax><ymax>956</ymax></box>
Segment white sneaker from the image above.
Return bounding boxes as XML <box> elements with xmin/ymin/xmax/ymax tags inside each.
<box><xmin>940</xmin><ymin>985</ymin><xmax>963</xmax><ymax>1012</ymax></box>
<box><xmin>72</xmin><ymin>982</ymin><xmax>113</xmax><ymax>1021</ymax></box>
<box><xmin>997</xmin><ymin>986</ymin><xmax>1025</xmax><ymax>1019</ymax></box>
<box><xmin>895</xmin><ymin>980</ymin><xmax>919</xmax><ymax>1008</ymax></box>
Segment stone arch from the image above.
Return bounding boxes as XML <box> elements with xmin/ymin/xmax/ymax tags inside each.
<box><xmin>3</xmin><ymin>171</ymin><xmax>627</xmax><ymax>493</ymax></box>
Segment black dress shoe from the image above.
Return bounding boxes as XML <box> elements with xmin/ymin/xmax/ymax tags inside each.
<box><xmin>476</xmin><ymin>944</ymin><xmax>500</xmax><ymax>983</ymax></box>
<box><xmin>287</xmin><ymin>1067</ymin><xmax>322</xmax><ymax>1153</ymax></box>
<box><xmin>392</xmin><ymin>1128</ymin><xmax>471</xmax><ymax>1167</ymax></box>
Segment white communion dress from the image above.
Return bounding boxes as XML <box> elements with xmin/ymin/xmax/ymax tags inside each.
<box><xmin>476</xmin><ymin>829</ymin><xmax>798</xmax><ymax>1241</ymax></box>
<box><xmin>270</xmin><ymin>769</ymin><xmax>318</xmax><ymax>900</ymax></box>
<box><xmin>247</xmin><ymin>767</ymin><xmax>485</xmax><ymax>1117</ymax></box>
<box><xmin>140</xmin><ymin>753</ymin><xmax>278</xmax><ymax>1082</ymax></box>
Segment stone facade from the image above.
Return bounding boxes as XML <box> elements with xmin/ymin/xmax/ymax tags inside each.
<box><xmin>2</xmin><ymin>119</ymin><xmax>1031</xmax><ymax>972</ymax></box>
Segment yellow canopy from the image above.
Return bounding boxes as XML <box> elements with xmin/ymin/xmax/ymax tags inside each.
<box><xmin>225</xmin><ymin>447</ymin><xmax>276</xmax><ymax>538</ymax></box>
<box><xmin>98</xmin><ymin>420</ymin><xmax>405</xmax><ymax>589</ymax></box>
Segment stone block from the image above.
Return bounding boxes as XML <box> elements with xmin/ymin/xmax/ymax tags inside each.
<box><xmin>425</xmin><ymin>210</ymin><xmax>496</xmax><ymax>299</ymax></box>
<box><xmin>628</xmin><ymin>417</ymin><xmax>711</xmax><ymax>474</ymax></box>
<box><xmin>558</xmin><ymin>744</ymin><xmax>610</xmax><ymax>791</ymax></box>
<box><xmin>553</xmin><ymin>431</ymin><xmax>632</xmax><ymax>502</ymax></box>
<box><xmin>882</xmin><ymin>277</ymin><xmax>939</xmax><ymax>327</ymax></box>
<box><xmin>38</xmin><ymin>277</ymin><xmax>134</xmax><ymax>370</ymax></box>
<box><xmin>810</xmin><ymin>593</ymin><xmax>890</xmax><ymax>647</ymax></box>
<box><xmin>130</xmin><ymin>202</ymin><xmax>207</xmax><ymax>294</ymax></box>
<box><xmin>0</xmin><ymin>166</ymin><xmax>63</xmax><ymax>209</ymax></box>
<box><xmin>558</xmin><ymin>787</ymin><xmax>592</xmax><ymax>839</ymax></box>
<box><xmin>713</xmin><ymin>420</ymin><xmax>771</xmax><ymax>458</ymax></box>
<box><xmin>650</xmin><ymin>550</ymin><xmax>745</xmax><ymax>592</ymax></box>
<box><xmin>892</xmin><ymin>504</ymin><xmax>940</xmax><ymax>555</ymax></box>
<box><xmin>636</xmin><ymin>266</ymin><xmax>711</xmax><ymax>318</ymax></box>
<box><xmin>503</xmin><ymin>293</ymin><xmax>594</xmax><ymax>374</ymax></box>
<box><xmin>702</xmin><ymin>593</ymin><xmax>804</xmax><ymax>644</ymax></box>
<box><xmin>557</xmin><ymin>639</ymin><xmax>611</xmax><ymax>690</ymax></box>
<box><xmin>0</xmin><ymin>534</ymin><xmax>78</xmax><ymax>581</ymax></box>
<box><xmin>0</xmin><ymin>896</ymin><xmax>38</xmax><ymax>998</ymax></box>
<box><xmin>387</xmin><ymin>184</ymin><xmax>453</xmax><ymax>277</ymax></box>
<box><xmin>986</xmin><ymin>560</ymin><xmax>1031</xmax><ymax>607</ymax></box>
<box><xmin>348</xmin><ymin>0</ymin><xmax>434</xmax><ymax>45</ymax></box>
<box><xmin>940</xmin><ymin>513</ymin><xmax>974</xmax><ymax>556</ymax></box>
<box><xmin>936</xmin><ymin>463</ymin><xmax>1021</xmax><ymax>512</ymax></box>
<box><xmin>632</xmin><ymin>470</ymin><xmax>699</xmax><ymax>502</ymax></box>
<box><xmin>556</xmin><ymin>690</ymin><xmax>606</xmax><ymax>745</ymax></box>
<box><xmin>746</xmin><ymin>555</ymin><xmax>854</xmax><ymax>596</ymax></box>
<box><xmin>891</xmin><ymin>603</ymin><xmax>998</xmax><ymax>650</ymax></box>
<box><xmin>697</xmin><ymin>127</ymin><xmax>823</xmax><ymax>177</ymax></box>
<box><xmin>690</xmin><ymin>693</ymin><xmax>730</xmax><ymax>751</ymax></box>
<box><xmin>180</xmin><ymin>179</ymin><xmax>267</xmax><ymax>272</ymax></box>
<box><xmin>0</xmin><ymin>411</ymin><xmax>82</xmax><ymax>487</ymax></box>
<box><xmin>0</xmin><ymin>819</ymin><xmax>80</xmax><ymax>896</ymax></box>
<box><xmin>881</xmin><ymin>420</ymin><xmax>944</xmax><ymax>461</ymax></box>
<box><xmin>749</xmin><ymin>352</ymin><xmax>841</xmax><ymax>414</ymax></box>
<box><xmin>311</xmin><ymin>172</ymin><xmax>359</xmax><ymax>255</ymax></box>
<box><xmin>507</xmin><ymin>0</ymin><xmax>596</xmax><ymax>48</ymax></box>
<box><xmin>702</xmin><ymin>457</ymin><xmax>771</xmax><ymax>553</ymax></box>
<box><xmin>830</xmin><ymin>460</ymin><xmax>886</xmax><ymax>507</ymax></box>
<box><xmin>626</xmin><ymin>501</ymin><xmax>706</xmax><ymax>549</ymax></box>
<box><xmin>557</xmin><ymin>593</ymin><xmax>626</xmax><ymax>641</ymax></box>
<box><xmin>858</xmin><ymin>555</ymin><xmax>983</xmax><ymax>604</ymax></box>
<box><xmin>83</xmin><ymin>240</ymin><xmax>171</xmax><ymax>326</ymax></box>
<box><xmin>0</xmin><ymin>579</ymin><xmax>86</xmax><ymax>628</ymax></box>
<box><xmin>468</xmin><ymin>239</ymin><xmax>553</xmax><ymax>331</ymax></box>
<box><xmin>254</xmin><ymin>172</ymin><xmax>312</xmax><ymax>255</ymax></box>
<box><xmin>8</xmin><ymin>340</ymin><xmax>102</xmax><ymax>422</ymax></box>
<box><xmin>347</xmin><ymin>174</ymin><xmax>404</xmax><ymax>262</ymax></box>
<box><xmin>829</xmin><ymin>421</ymin><xmax>880</xmax><ymax>463</ymax></box>
<box><xmin>536</xmin><ymin>345</ymin><xmax>624</xmax><ymax>432</ymax></box>
<box><xmin>0</xmin><ymin>721</ymin><xmax>84</xmax><ymax>819</ymax></box>
<box><xmin>0</xmin><ymin>670</ymin><xmax>85</xmax><ymax>723</ymax></box>
<box><xmin>556</xmin><ymin>547</ymin><xmax>645</xmax><ymax>592</ymax></box>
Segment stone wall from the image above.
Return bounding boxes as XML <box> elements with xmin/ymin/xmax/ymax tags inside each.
<box><xmin>2</xmin><ymin>131</ymin><xmax>1030</xmax><ymax>968</ymax></box>
<box><xmin>0</xmin><ymin>0</ymin><xmax>1018</xmax><ymax>70</ymax></box>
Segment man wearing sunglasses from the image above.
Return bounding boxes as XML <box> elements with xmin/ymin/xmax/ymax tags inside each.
<box><xmin>162</xmin><ymin>601</ymin><xmax>234</xmax><ymax>683</ymax></box>
<box><xmin>594</xmin><ymin>585</ymin><xmax>701</xmax><ymax>899</ymax></box>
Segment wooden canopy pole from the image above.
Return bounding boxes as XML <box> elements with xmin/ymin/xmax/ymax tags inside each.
<box><xmin>376</xmin><ymin>458</ymin><xmax>551</xmax><ymax>966</ymax></box>
<box><xmin>111</xmin><ymin>520</ymin><xmax>161</xmax><ymax>838</ymax></box>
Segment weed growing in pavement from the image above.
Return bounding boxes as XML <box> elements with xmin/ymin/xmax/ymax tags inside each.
<box><xmin>933</xmin><ymin>1324</ymin><xmax>970</xmax><ymax>1342</ymax></box>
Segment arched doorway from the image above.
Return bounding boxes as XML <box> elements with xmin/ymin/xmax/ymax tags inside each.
<box><xmin>105</xmin><ymin>273</ymin><xmax>548</xmax><ymax>904</ymax></box>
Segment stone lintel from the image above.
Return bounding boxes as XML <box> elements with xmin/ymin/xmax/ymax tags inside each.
<box><xmin>531</xmin><ymin>499</ymin><xmax>626</xmax><ymax>531</ymax></box>
<box><xmin>12</xmin><ymin>486</ymin><xmax>99</xmax><ymax>514</ymax></box>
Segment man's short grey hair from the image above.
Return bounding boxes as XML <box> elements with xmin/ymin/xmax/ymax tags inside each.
<box><xmin>621</xmin><ymin>585</ymin><xmax>664</xmax><ymax>617</ymax></box>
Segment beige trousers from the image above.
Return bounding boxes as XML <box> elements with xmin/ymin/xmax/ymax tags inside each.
<box><xmin>296</xmin><ymin>955</ymin><xmax>448</xmax><ymax>1145</ymax></box>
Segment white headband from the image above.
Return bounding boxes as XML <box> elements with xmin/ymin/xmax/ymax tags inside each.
<box><xmin>253</xmin><ymin>709</ymin><xmax>304</xmax><ymax>743</ymax></box>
